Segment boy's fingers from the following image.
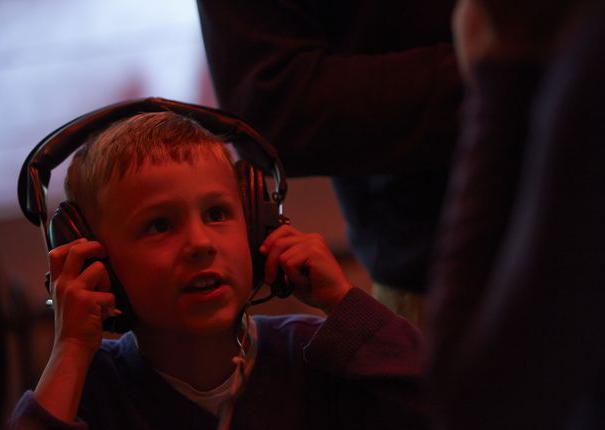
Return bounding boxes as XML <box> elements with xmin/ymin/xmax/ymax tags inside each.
<box><xmin>85</xmin><ymin>291</ymin><xmax>115</xmax><ymax>309</ymax></box>
<box><xmin>61</xmin><ymin>286</ymin><xmax>115</xmax><ymax>315</ymax></box>
<box><xmin>88</xmin><ymin>291</ymin><xmax>121</xmax><ymax>321</ymax></box>
<box><xmin>85</xmin><ymin>290</ymin><xmax>115</xmax><ymax>312</ymax></box>
<box><xmin>279</xmin><ymin>245</ymin><xmax>312</xmax><ymax>288</ymax></box>
<box><xmin>48</xmin><ymin>238</ymin><xmax>87</xmax><ymax>280</ymax></box>
<box><xmin>260</xmin><ymin>225</ymin><xmax>301</xmax><ymax>253</ymax></box>
<box><xmin>78</xmin><ymin>261</ymin><xmax>111</xmax><ymax>292</ymax></box>
<box><xmin>264</xmin><ymin>235</ymin><xmax>302</xmax><ymax>283</ymax></box>
<box><xmin>60</xmin><ymin>241</ymin><xmax>107</xmax><ymax>280</ymax></box>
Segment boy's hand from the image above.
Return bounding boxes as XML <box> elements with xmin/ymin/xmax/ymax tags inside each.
<box><xmin>48</xmin><ymin>238</ymin><xmax>117</xmax><ymax>356</ymax></box>
<box><xmin>35</xmin><ymin>238</ymin><xmax>117</xmax><ymax>422</ymax></box>
<box><xmin>260</xmin><ymin>225</ymin><xmax>353</xmax><ymax>313</ymax></box>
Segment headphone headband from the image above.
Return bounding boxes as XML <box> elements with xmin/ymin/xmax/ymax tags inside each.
<box><xmin>18</xmin><ymin>97</ymin><xmax>287</xmax><ymax>226</ymax></box>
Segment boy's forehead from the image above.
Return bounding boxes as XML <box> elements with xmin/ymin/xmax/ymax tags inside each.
<box><xmin>98</xmin><ymin>156</ymin><xmax>240</xmax><ymax>206</ymax></box>
<box><xmin>114</xmin><ymin>150</ymin><xmax>236</xmax><ymax>181</ymax></box>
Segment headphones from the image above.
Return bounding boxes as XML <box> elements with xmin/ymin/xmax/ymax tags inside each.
<box><xmin>17</xmin><ymin>97</ymin><xmax>292</xmax><ymax>333</ymax></box>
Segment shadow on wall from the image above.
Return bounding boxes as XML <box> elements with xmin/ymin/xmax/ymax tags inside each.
<box><xmin>1</xmin><ymin>267</ymin><xmax>47</xmax><ymax>422</ymax></box>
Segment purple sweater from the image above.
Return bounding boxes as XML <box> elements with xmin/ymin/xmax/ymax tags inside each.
<box><xmin>10</xmin><ymin>288</ymin><xmax>425</xmax><ymax>429</ymax></box>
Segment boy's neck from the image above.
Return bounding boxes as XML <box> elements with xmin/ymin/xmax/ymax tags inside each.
<box><xmin>134</xmin><ymin>327</ymin><xmax>240</xmax><ymax>391</ymax></box>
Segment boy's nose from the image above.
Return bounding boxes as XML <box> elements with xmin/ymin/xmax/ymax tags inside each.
<box><xmin>183</xmin><ymin>220</ymin><xmax>217</xmax><ymax>261</ymax></box>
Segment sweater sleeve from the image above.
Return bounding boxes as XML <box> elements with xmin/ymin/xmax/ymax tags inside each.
<box><xmin>7</xmin><ymin>391</ymin><xmax>88</xmax><ymax>430</ymax></box>
<box><xmin>303</xmin><ymin>288</ymin><xmax>427</xmax><ymax>429</ymax></box>
<box><xmin>304</xmin><ymin>288</ymin><xmax>422</xmax><ymax>376</ymax></box>
<box><xmin>196</xmin><ymin>0</ymin><xmax>460</xmax><ymax>176</ymax></box>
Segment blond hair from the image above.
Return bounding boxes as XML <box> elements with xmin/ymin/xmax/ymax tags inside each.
<box><xmin>65</xmin><ymin>111</ymin><xmax>234</xmax><ymax>219</ymax></box>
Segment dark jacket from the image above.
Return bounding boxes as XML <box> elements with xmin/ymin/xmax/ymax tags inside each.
<box><xmin>197</xmin><ymin>0</ymin><xmax>461</xmax><ymax>291</ymax></box>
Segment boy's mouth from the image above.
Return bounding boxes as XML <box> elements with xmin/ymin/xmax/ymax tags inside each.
<box><xmin>182</xmin><ymin>273</ymin><xmax>224</xmax><ymax>293</ymax></box>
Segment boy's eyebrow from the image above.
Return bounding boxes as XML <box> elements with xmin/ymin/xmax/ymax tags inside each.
<box><xmin>199</xmin><ymin>190</ymin><xmax>236</xmax><ymax>202</ymax></box>
<box><xmin>127</xmin><ymin>190</ymin><xmax>238</xmax><ymax>221</ymax></box>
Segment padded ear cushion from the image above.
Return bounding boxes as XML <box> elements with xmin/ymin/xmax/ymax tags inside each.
<box><xmin>48</xmin><ymin>202</ymin><xmax>136</xmax><ymax>333</ymax></box>
<box><xmin>235</xmin><ymin>161</ymin><xmax>255</xmax><ymax>246</ymax></box>
<box><xmin>235</xmin><ymin>160</ymin><xmax>290</xmax><ymax>299</ymax></box>
<box><xmin>236</xmin><ymin>160</ymin><xmax>265</xmax><ymax>288</ymax></box>
<box><xmin>48</xmin><ymin>202</ymin><xmax>94</xmax><ymax>248</ymax></box>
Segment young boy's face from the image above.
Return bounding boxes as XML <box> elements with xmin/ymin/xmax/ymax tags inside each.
<box><xmin>94</xmin><ymin>153</ymin><xmax>253</xmax><ymax>336</ymax></box>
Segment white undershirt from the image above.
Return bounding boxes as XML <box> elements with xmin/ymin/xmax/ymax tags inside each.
<box><xmin>151</xmin><ymin>319</ymin><xmax>258</xmax><ymax>416</ymax></box>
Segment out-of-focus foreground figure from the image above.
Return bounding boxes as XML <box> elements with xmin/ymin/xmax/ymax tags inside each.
<box><xmin>427</xmin><ymin>0</ymin><xmax>605</xmax><ymax>428</ymax></box>
<box><xmin>196</xmin><ymin>0</ymin><xmax>462</xmax><ymax>328</ymax></box>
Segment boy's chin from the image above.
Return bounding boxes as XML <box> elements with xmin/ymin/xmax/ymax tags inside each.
<box><xmin>182</xmin><ymin>319</ymin><xmax>239</xmax><ymax>337</ymax></box>
<box><xmin>173</xmin><ymin>311</ymin><xmax>244</xmax><ymax>337</ymax></box>
<box><xmin>135</xmin><ymin>302</ymin><xmax>247</xmax><ymax>339</ymax></box>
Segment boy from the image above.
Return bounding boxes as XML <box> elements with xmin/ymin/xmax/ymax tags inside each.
<box><xmin>10</xmin><ymin>111</ymin><xmax>424</xmax><ymax>429</ymax></box>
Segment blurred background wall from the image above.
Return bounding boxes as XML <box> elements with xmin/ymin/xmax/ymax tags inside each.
<box><xmin>0</xmin><ymin>0</ymin><xmax>370</xmax><ymax>419</ymax></box>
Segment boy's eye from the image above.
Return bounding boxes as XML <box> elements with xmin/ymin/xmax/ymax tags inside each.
<box><xmin>205</xmin><ymin>206</ymin><xmax>228</xmax><ymax>223</ymax></box>
<box><xmin>145</xmin><ymin>218</ymin><xmax>172</xmax><ymax>234</ymax></box>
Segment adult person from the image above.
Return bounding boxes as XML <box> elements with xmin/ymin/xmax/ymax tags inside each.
<box><xmin>196</xmin><ymin>1</ymin><xmax>462</xmax><ymax>326</ymax></box>
<box><xmin>427</xmin><ymin>0</ymin><xmax>605</xmax><ymax>428</ymax></box>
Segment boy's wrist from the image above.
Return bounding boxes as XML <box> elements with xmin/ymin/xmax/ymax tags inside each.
<box><xmin>34</xmin><ymin>340</ymin><xmax>97</xmax><ymax>423</ymax></box>
<box><xmin>321</xmin><ymin>283</ymin><xmax>354</xmax><ymax>314</ymax></box>
<box><xmin>52</xmin><ymin>338</ymin><xmax>98</xmax><ymax>364</ymax></box>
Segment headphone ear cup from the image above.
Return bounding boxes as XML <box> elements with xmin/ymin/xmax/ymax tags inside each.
<box><xmin>235</xmin><ymin>160</ymin><xmax>254</xmax><ymax>244</ymax></box>
<box><xmin>48</xmin><ymin>202</ymin><xmax>93</xmax><ymax>248</ymax></box>
<box><xmin>47</xmin><ymin>202</ymin><xmax>135</xmax><ymax>333</ymax></box>
<box><xmin>236</xmin><ymin>160</ymin><xmax>265</xmax><ymax>287</ymax></box>
<box><xmin>236</xmin><ymin>160</ymin><xmax>293</xmax><ymax>298</ymax></box>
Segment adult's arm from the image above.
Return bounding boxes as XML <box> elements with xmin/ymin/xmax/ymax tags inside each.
<box><xmin>197</xmin><ymin>1</ymin><xmax>460</xmax><ymax>176</ymax></box>
<box><xmin>427</xmin><ymin>3</ymin><xmax>605</xmax><ymax>428</ymax></box>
